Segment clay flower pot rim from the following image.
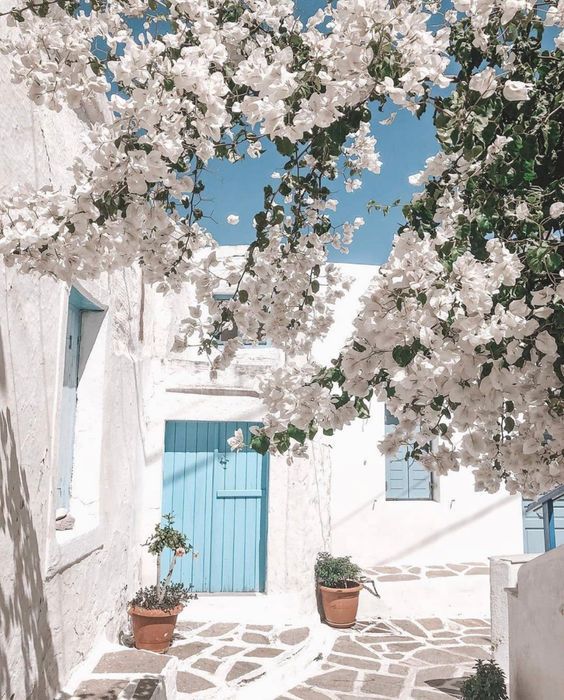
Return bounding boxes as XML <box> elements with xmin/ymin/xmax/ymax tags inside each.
<box><xmin>318</xmin><ymin>580</ymin><xmax>362</xmax><ymax>593</ymax></box>
<box><xmin>128</xmin><ymin>604</ymin><xmax>184</xmax><ymax>617</ymax></box>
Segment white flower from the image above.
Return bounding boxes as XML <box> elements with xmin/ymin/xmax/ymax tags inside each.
<box><xmin>247</xmin><ymin>141</ymin><xmax>262</xmax><ymax>159</ymax></box>
<box><xmin>535</xmin><ymin>331</ymin><xmax>557</xmax><ymax>357</ymax></box>
<box><xmin>469</xmin><ymin>67</ymin><xmax>498</xmax><ymax>98</ymax></box>
<box><xmin>549</xmin><ymin>202</ymin><xmax>564</xmax><ymax>219</ymax></box>
<box><xmin>502</xmin><ymin>80</ymin><xmax>532</xmax><ymax>101</ymax></box>
<box><xmin>514</xmin><ymin>202</ymin><xmax>529</xmax><ymax>220</ymax></box>
<box><xmin>227</xmin><ymin>429</ymin><xmax>245</xmax><ymax>451</ymax></box>
<box><xmin>226</xmin><ymin>214</ymin><xmax>240</xmax><ymax>225</ymax></box>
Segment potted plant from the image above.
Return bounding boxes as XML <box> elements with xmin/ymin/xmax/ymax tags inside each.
<box><xmin>460</xmin><ymin>659</ymin><xmax>508</xmax><ymax>700</ymax></box>
<box><xmin>128</xmin><ymin>513</ymin><xmax>195</xmax><ymax>653</ymax></box>
<box><xmin>315</xmin><ymin>551</ymin><xmax>363</xmax><ymax>628</ymax></box>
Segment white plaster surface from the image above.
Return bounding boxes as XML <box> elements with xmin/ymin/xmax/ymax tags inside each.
<box><xmin>507</xmin><ymin>546</ymin><xmax>564</xmax><ymax>699</ymax></box>
<box><xmin>490</xmin><ymin>553</ymin><xmax>537</xmax><ymax>679</ymax></box>
<box><xmin>142</xmin><ymin>255</ymin><xmax>526</xmax><ymax>620</ymax></box>
<box><xmin>0</xmin><ymin>23</ymin><xmax>146</xmax><ymax>697</ymax></box>
<box><xmin>0</xmin><ymin>17</ymin><xmax>532</xmax><ymax>696</ymax></box>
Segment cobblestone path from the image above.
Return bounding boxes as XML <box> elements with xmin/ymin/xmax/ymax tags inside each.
<box><xmin>71</xmin><ymin>619</ymin><xmax>312</xmax><ymax>699</ymax></box>
<box><xmin>281</xmin><ymin>617</ymin><xmax>491</xmax><ymax>700</ymax></box>
<box><xmin>70</xmin><ymin>617</ymin><xmax>491</xmax><ymax>699</ymax></box>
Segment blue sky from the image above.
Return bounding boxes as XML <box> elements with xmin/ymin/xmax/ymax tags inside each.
<box><xmin>204</xmin><ymin>105</ymin><xmax>437</xmax><ymax>265</ymax></box>
<box><xmin>119</xmin><ymin>0</ymin><xmax>438</xmax><ymax>266</ymax></box>
<box><xmin>203</xmin><ymin>0</ymin><xmax>438</xmax><ymax>265</ymax></box>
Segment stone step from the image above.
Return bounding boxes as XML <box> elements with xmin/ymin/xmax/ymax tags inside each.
<box><xmin>70</xmin><ymin>676</ymin><xmax>166</xmax><ymax>700</ymax></box>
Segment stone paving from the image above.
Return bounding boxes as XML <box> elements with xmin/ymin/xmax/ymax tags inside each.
<box><xmin>365</xmin><ymin>562</ymin><xmax>490</xmax><ymax>583</ymax></box>
<box><xmin>69</xmin><ymin>616</ymin><xmax>491</xmax><ymax>699</ymax></box>
<box><xmin>281</xmin><ymin>617</ymin><xmax>492</xmax><ymax>700</ymax></box>
<box><xmin>70</xmin><ymin>619</ymin><xmax>312</xmax><ymax>699</ymax></box>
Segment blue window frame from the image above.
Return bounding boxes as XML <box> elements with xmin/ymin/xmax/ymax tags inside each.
<box><xmin>56</xmin><ymin>288</ymin><xmax>101</xmax><ymax>509</ymax></box>
<box><xmin>384</xmin><ymin>407</ymin><xmax>433</xmax><ymax>500</ymax></box>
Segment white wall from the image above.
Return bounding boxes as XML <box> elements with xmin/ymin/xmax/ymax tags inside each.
<box><xmin>0</xmin><ymin>20</ymin><xmax>146</xmax><ymax>698</ymax></box>
<box><xmin>507</xmin><ymin>546</ymin><xmax>564</xmax><ymax>699</ymax></box>
<box><xmin>142</xmin><ymin>257</ymin><xmax>525</xmax><ymax>618</ymax></box>
<box><xmin>140</xmin><ymin>275</ymin><xmax>332</xmax><ymax>614</ymax></box>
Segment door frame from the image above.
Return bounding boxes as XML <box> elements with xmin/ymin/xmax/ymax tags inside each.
<box><xmin>161</xmin><ymin>419</ymin><xmax>270</xmax><ymax>593</ymax></box>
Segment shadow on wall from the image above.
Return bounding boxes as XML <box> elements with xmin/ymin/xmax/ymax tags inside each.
<box><xmin>0</xmin><ymin>407</ymin><xmax>60</xmax><ymax>699</ymax></box>
<box><xmin>376</xmin><ymin>494</ymin><xmax>516</xmax><ymax>564</ymax></box>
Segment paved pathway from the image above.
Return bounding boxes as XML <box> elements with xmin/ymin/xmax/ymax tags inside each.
<box><xmin>70</xmin><ymin>617</ymin><xmax>491</xmax><ymax>699</ymax></box>
<box><xmin>71</xmin><ymin>619</ymin><xmax>312</xmax><ymax>699</ymax></box>
<box><xmin>366</xmin><ymin>562</ymin><xmax>490</xmax><ymax>583</ymax></box>
<box><xmin>282</xmin><ymin>617</ymin><xmax>491</xmax><ymax>700</ymax></box>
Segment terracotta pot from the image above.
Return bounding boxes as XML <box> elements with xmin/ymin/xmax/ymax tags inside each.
<box><xmin>128</xmin><ymin>604</ymin><xmax>184</xmax><ymax>653</ymax></box>
<box><xmin>319</xmin><ymin>581</ymin><xmax>362</xmax><ymax>628</ymax></box>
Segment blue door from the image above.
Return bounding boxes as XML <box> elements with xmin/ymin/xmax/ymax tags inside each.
<box><xmin>161</xmin><ymin>421</ymin><xmax>269</xmax><ymax>592</ymax></box>
<box><xmin>523</xmin><ymin>497</ymin><xmax>564</xmax><ymax>553</ymax></box>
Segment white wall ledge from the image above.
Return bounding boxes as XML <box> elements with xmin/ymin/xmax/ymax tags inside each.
<box><xmin>166</xmin><ymin>386</ymin><xmax>260</xmax><ymax>397</ymax></box>
<box><xmin>46</xmin><ymin>528</ymin><xmax>104</xmax><ymax>582</ymax></box>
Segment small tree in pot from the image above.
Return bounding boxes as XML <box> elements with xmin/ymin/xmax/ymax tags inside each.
<box><xmin>128</xmin><ymin>513</ymin><xmax>196</xmax><ymax>653</ymax></box>
<box><xmin>315</xmin><ymin>552</ymin><xmax>362</xmax><ymax>628</ymax></box>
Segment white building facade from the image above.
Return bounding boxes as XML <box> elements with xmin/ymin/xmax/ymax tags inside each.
<box><xmin>0</xmin><ymin>31</ymin><xmax>530</xmax><ymax>699</ymax></box>
<box><xmin>139</xmin><ymin>252</ymin><xmax>526</xmax><ymax>622</ymax></box>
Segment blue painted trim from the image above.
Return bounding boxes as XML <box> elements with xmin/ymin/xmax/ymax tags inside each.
<box><xmin>69</xmin><ymin>287</ymin><xmax>103</xmax><ymax>311</ymax></box>
<box><xmin>217</xmin><ymin>489</ymin><xmax>264</xmax><ymax>498</ymax></box>
<box><xmin>543</xmin><ymin>500</ymin><xmax>556</xmax><ymax>551</ymax></box>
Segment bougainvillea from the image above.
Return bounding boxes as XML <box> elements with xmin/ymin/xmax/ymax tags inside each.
<box><xmin>0</xmin><ymin>0</ymin><xmax>562</xmax><ymax>496</ymax></box>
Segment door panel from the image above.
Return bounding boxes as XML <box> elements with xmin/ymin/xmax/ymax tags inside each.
<box><xmin>162</xmin><ymin>420</ymin><xmax>268</xmax><ymax>592</ymax></box>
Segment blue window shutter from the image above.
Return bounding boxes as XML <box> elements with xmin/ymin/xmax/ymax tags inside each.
<box><xmin>384</xmin><ymin>406</ymin><xmax>432</xmax><ymax>500</ymax></box>
<box><xmin>57</xmin><ymin>300</ymin><xmax>82</xmax><ymax>509</ymax></box>
<box><xmin>386</xmin><ymin>445</ymin><xmax>410</xmax><ymax>500</ymax></box>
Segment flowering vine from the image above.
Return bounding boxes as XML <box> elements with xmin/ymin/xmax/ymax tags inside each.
<box><xmin>0</xmin><ymin>0</ymin><xmax>562</xmax><ymax>496</ymax></box>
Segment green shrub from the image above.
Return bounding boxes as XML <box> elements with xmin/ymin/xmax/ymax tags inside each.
<box><xmin>315</xmin><ymin>551</ymin><xmax>362</xmax><ymax>588</ymax></box>
<box><xmin>130</xmin><ymin>582</ymin><xmax>194</xmax><ymax>611</ymax></box>
<box><xmin>461</xmin><ymin>659</ymin><xmax>508</xmax><ymax>700</ymax></box>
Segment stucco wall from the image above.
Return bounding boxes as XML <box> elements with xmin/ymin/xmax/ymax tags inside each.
<box><xmin>0</xmin><ymin>22</ymin><xmax>146</xmax><ymax>698</ymax></box>
<box><xmin>507</xmin><ymin>546</ymin><xmax>564</xmax><ymax>699</ymax></box>
<box><xmin>142</xmin><ymin>256</ymin><xmax>525</xmax><ymax>618</ymax></box>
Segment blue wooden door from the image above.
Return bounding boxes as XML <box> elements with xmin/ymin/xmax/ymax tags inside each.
<box><xmin>522</xmin><ymin>497</ymin><xmax>564</xmax><ymax>553</ymax></box>
<box><xmin>161</xmin><ymin>421</ymin><xmax>269</xmax><ymax>592</ymax></box>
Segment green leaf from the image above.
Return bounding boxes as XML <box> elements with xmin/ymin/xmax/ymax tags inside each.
<box><xmin>274</xmin><ymin>138</ymin><xmax>295</xmax><ymax>156</ymax></box>
<box><xmin>238</xmin><ymin>289</ymin><xmax>248</xmax><ymax>303</ymax></box>
<box><xmin>250</xmin><ymin>434</ymin><xmax>270</xmax><ymax>455</ymax></box>
<box><xmin>392</xmin><ymin>344</ymin><xmax>416</xmax><ymax>367</ymax></box>
<box><xmin>287</xmin><ymin>424</ymin><xmax>307</xmax><ymax>445</ymax></box>
<box><xmin>480</xmin><ymin>362</ymin><xmax>493</xmax><ymax>379</ymax></box>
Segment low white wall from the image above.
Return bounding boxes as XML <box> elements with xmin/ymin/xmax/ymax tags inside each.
<box><xmin>507</xmin><ymin>546</ymin><xmax>564</xmax><ymax>700</ymax></box>
<box><xmin>490</xmin><ymin>553</ymin><xmax>537</xmax><ymax>680</ymax></box>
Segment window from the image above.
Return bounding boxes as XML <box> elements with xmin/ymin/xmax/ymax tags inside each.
<box><xmin>56</xmin><ymin>288</ymin><xmax>104</xmax><ymax>514</ymax></box>
<box><xmin>384</xmin><ymin>407</ymin><xmax>433</xmax><ymax>500</ymax></box>
<box><xmin>213</xmin><ymin>293</ymin><xmax>268</xmax><ymax>346</ymax></box>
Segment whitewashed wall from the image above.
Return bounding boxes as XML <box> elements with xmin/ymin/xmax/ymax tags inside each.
<box><xmin>506</xmin><ymin>546</ymin><xmax>564</xmax><ymax>699</ymax></box>
<box><xmin>0</xmin><ymin>21</ymin><xmax>146</xmax><ymax>698</ymax></box>
<box><xmin>142</xmin><ymin>255</ymin><xmax>525</xmax><ymax>618</ymax></box>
